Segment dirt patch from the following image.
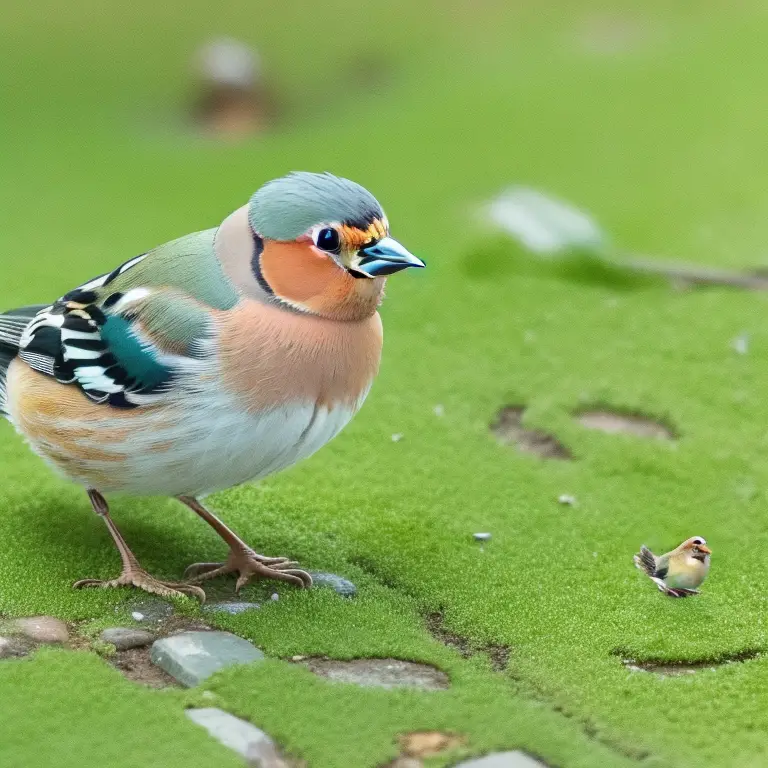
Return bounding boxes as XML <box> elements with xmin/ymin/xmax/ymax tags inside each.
<box><xmin>618</xmin><ymin>649</ymin><xmax>761</xmax><ymax>676</ymax></box>
<box><xmin>576</xmin><ymin>409</ymin><xmax>675</xmax><ymax>440</ymax></box>
<box><xmin>110</xmin><ymin>646</ymin><xmax>181</xmax><ymax>688</ymax></box>
<box><xmin>491</xmin><ymin>407</ymin><xmax>571</xmax><ymax>459</ymax></box>
<box><xmin>426</xmin><ymin>612</ymin><xmax>510</xmax><ymax>672</ymax></box>
<box><xmin>399</xmin><ymin>731</ymin><xmax>465</xmax><ymax>757</ymax></box>
<box><xmin>576</xmin><ymin>13</ymin><xmax>659</xmax><ymax>56</ymax></box>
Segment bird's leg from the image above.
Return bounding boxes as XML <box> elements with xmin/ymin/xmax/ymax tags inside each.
<box><xmin>665</xmin><ymin>587</ymin><xmax>699</xmax><ymax>598</ymax></box>
<box><xmin>73</xmin><ymin>489</ymin><xmax>206</xmax><ymax>601</ymax></box>
<box><xmin>178</xmin><ymin>496</ymin><xmax>312</xmax><ymax>591</ymax></box>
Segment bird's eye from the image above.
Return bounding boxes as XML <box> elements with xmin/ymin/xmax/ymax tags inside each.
<box><xmin>693</xmin><ymin>538</ymin><xmax>703</xmax><ymax>545</ymax></box>
<box><xmin>315</xmin><ymin>227</ymin><xmax>341</xmax><ymax>253</ymax></box>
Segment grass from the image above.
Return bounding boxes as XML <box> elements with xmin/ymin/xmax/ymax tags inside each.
<box><xmin>3</xmin><ymin>0</ymin><xmax>768</xmax><ymax>765</ymax></box>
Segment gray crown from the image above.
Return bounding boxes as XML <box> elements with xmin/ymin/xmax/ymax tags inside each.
<box><xmin>248</xmin><ymin>172</ymin><xmax>385</xmax><ymax>241</ymax></box>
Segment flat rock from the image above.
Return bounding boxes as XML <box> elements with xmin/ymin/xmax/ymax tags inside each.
<box><xmin>304</xmin><ymin>658</ymin><xmax>449</xmax><ymax>690</ymax></box>
<box><xmin>0</xmin><ymin>636</ymin><xmax>30</xmax><ymax>659</ymax></box>
<box><xmin>150</xmin><ymin>631</ymin><xmax>265</xmax><ymax>687</ymax></box>
<box><xmin>203</xmin><ymin>602</ymin><xmax>261</xmax><ymax>616</ymax></box>
<box><xmin>13</xmin><ymin>616</ymin><xmax>69</xmax><ymax>644</ymax></box>
<box><xmin>186</xmin><ymin>708</ymin><xmax>288</xmax><ymax>767</ymax></box>
<box><xmin>309</xmin><ymin>572</ymin><xmax>357</xmax><ymax>598</ymax></box>
<box><xmin>455</xmin><ymin>752</ymin><xmax>548</xmax><ymax>767</ymax></box>
<box><xmin>101</xmin><ymin>627</ymin><xmax>155</xmax><ymax>650</ymax></box>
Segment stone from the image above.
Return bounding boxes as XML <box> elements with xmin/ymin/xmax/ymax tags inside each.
<box><xmin>13</xmin><ymin>616</ymin><xmax>69</xmax><ymax>644</ymax></box>
<box><xmin>304</xmin><ymin>658</ymin><xmax>449</xmax><ymax>690</ymax></box>
<box><xmin>150</xmin><ymin>631</ymin><xmax>265</xmax><ymax>687</ymax></box>
<box><xmin>127</xmin><ymin>598</ymin><xmax>174</xmax><ymax>624</ymax></box>
<box><xmin>101</xmin><ymin>627</ymin><xmax>155</xmax><ymax>650</ymax></box>
<box><xmin>0</xmin><ymin>636</ymin><xmax>30</xmax><ymax>659</ymax></box>
<box><xmin>186</xmin><ymin>708</ymin><xmax>288</xmax><ymax>767</ymax></box>
<box><xmin>454</xmin><ymin>752</ymin><xmax>547</xmax><ymax>767</ymax></box>
<box><xmin>309</xmin><ymin>572</ymin><xmax>357</xmax><ymax>598</ymax></box>
<box><xmin>203</xmin><ymin>602</ymin><xmax>261</xmax><ymax>615</ymax></box>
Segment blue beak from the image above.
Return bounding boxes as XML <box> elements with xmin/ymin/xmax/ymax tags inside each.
<box><xmin>356</xmin><ymin>237</ymin><xmax>426</xmax><ymax>277</ymax></box>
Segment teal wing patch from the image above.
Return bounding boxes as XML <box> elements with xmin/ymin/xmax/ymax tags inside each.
<box><xmin>19</xmin><ymin>279</ymin><xmax>212</xmax><ymax>408</ymax></box>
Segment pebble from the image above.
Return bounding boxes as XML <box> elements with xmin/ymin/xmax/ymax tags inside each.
<box><xmin>186</xmin><ymin>708</ymin><xmax>288</xmax><ymax>767</ymax></box>
<box><xmin>303</xmin><ymin>658</ymin><xmax>449</xmax><ymax>690</ymax></box>
<box><xmin>391</xmin><ymin>433</ymin><xmax>404</xmax><ymax>442</ymax></box>
<box><xmin>270</xmin><ymin>593</ymin><xmax>279</xmax><ymax>602</ymax></box>
<box><xmin>13</xmin><ymin>616</ymin><xmax>69</xmax><ymax>644</ymax></box>
<box><xmin>557</xmin><ymin>494</ymin><xmax>577</xmax><ymax>506</ymax></box>
<box><xmin>473</xmin><ymin>532</ymin><xmax>492</xmax><ymax>542</ymax></box>
<box><xmin>433</xmin><ymin>404</ymin><xmax>445</xmax><ymax>417</ymax></box>
<box><xmin>131</xmin><ymin>612</ymin><xmax>145</xmax><ymax>622</ymax></box>
<box><xmin>101</xmin><ymin>627</ymin><xmax>155</xmax><ymax>651</ymax></box>
<box><xmin>309</xmin><ymin>572</ymin><xmax>357</xmax><ymax>598</ymax></box>
<box><xmin>203</xmin><ymin>602</ymin><xmax>261</xmax><ymax>616</ymax></box>
<box><xmin>0</xmin><ymin>636</ymin><xmax>29</xmax><ymax>659</ymax></box>
<box><xmin>732</xmin><ymin>333</ymin><xmax>749</xmax><ymax>355</ymax></box>
<box><xmin>150</xmin><ymin>631</ymin><xmax>265</xmax><ymax>687</ymax></box>
<box><xmin>454</xmin><ymin>753</ymin><xmax>547</xmax><ymax>767</ymax></box>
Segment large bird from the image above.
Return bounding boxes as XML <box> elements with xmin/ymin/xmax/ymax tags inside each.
<box><xmin>0</xmin><ymin>172</ymin><xmax>424</xmax><ymax>600</ymax></box>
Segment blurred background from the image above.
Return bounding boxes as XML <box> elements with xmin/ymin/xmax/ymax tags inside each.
<box><xmin>5</xmin><ymin>0</ymin><xmax>768</xmax><ymax>304</ymax></box>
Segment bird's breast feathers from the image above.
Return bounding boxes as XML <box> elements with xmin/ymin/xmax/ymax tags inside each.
<box><xmin>6</xmin><ymin>298</ymin><xmax>382</xmax><ymax>496</ymax></box>
<box><xmin>665</xmin><ymin>554</ymin><xmax>710</xmax><ymax>589</ymax></box>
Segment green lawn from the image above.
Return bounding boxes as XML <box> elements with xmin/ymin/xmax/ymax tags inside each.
<box><xmin>4</xmin><ymin>1</ymin><xmax>768</xmax><ymax>766</ymax></box>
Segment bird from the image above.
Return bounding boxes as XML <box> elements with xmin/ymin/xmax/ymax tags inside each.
<box><xmin>633</xmin><ymin>536</ymin><xmax>711</xmax><ymax>597</ymax></box>
<box><xmin>0</xmin><ymin>171</ymin><xmax>424</xmax><ymax>601</ymax></box>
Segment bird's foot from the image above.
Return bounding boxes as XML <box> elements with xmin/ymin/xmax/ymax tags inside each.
<box><xmin>665</xmin><ymin>587</ymin><xmax>700</xmax><ymax>598</ymax></box>
<box><xmin>74</xmin><ymin>567</ymin><xmax>206</xmax><ymax>602</ymax></box>
<box><xmin>183</xmin><ymin>546</ymin><xmax>312</xmax><ymax>591</ymax></box>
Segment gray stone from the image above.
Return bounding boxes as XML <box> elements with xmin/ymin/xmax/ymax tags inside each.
<box><xmin>150</xmin><ymin>631</ymin><xmax>265</xmax><ymax>687</ymax></box>
<box><xmin>186</xmin><ymin>708</ymin><xmax>287</xmax><ymax>767</ymax></box>
<box><xmin>0</xmin><ymin>636</ymin><xmax>30</xmax><ymax>659</ymax></box>
<box><xmin>309</xmin><ymin>572</ymin><xmax>357</xmax><ymax>598</ymax></box>
<box><xmin>101</xmin><ymin>627</ymin><xmax>155</xmax><ymax>650</ymax></box>
<box><xmin>454</xmin><ymin>752</ymin><xmax>547</xmax><ymax>767</ymax></box>
<box><xmin>304</xmin><ymin>658</ymin><xmax>449</xmax><ymax>690</ymax></box>
<box><xmin>13</xmin><ymin>616</ymin><xmax>69</xmax><ymax>644</ymax></box>
<box><xmin>203</xmin><ymin>602</ymin><xmax>261</xmax><ymax>616</ymax></box>
<box><xmin>127</xmin><ymin>598</ymin><xmax>174</xmax><ymax>624</ymax></box>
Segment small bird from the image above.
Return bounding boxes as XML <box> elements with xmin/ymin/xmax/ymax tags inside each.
<box><xmin>0</xmin><ymin>171</ymin><xmax>424</xmax><ymax>600</ymax></box>
<box><xmin>634</xmin><ymin>536</ymin><xmax>711</xmax><ymax>597</ymax></box>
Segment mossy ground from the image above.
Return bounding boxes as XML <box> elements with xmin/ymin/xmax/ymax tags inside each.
<box><xmin>3</xmin><ymin>1</ymin><xmax>768</xmax><ymax>766</ymax></box>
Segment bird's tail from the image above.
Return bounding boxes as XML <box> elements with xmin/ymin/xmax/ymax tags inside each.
<box><xmin>0</xmin><ymin>305</ymin><xmax>47</xmax><ymax>415</ymax></box>
<box><xmin>633</xmin><ymin>545</ymin><xmax>657</xmax><ymax>577</ymax></box>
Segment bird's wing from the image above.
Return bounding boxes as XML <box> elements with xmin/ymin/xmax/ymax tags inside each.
<box><xmin>11</xmin><ymin>227</ymin><xmax>244</xmax><ymax>409</ymax></box>
<box><xmin>653</xmin><ymin>557</ymin><xmax>669</xmax><ymax>581</ymax></box>
<box><xmin>634</xmin><ymin>545</ymin><xmax>666</xmax><ymax>579</ymax></box>
<box><xmin>18</xmin><ymin>279</ymin><xmax>215</xmax><ymax>409</ymax></box>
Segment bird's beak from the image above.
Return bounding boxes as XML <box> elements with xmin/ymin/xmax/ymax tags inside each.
<box><xmin>699</xmin><ymin>544</ymin><xmax>711</xmax><ymax>555</ymax></box>
<box><xmin>354</xmin><ymin>237</ymin><xmax>426</xmax><ymax>277</ymax></box>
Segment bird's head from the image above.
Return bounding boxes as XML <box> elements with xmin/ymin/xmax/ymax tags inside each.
<box><xmin>215</xmin><ymin>172</ymin><xmax>424</xmax><ymax>321</ymax></box>
<box><xmin>680</xmin><ymin>536</ymin><xmax>711</xmax><ymax>561</ymax></box>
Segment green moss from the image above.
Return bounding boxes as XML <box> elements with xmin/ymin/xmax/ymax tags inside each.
<box><xmin>3</xmin><ymin>1</ymin><xmax>768</xmax><ymax>766</ymax></box>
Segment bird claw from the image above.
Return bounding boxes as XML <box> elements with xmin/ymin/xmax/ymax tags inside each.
<box><xmin>184</xmin><ymin>548</ymin><xmax>312</xmax><ymax>591</ymax></box>
<box><xmin>74</xmin><ymin>569</ymin><xmax>206</xmax><ymax>602</ymax></box>
<box><xmin>665</xmin><ymin>587</ymin><xmax>699</xmax><ymax>598</ymax></box>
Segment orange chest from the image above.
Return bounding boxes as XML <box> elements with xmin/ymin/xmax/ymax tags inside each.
<box><xmin>214</xmin><ymin>301</ymin><xmax>384</xmax><ymax>412</ymax></box>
